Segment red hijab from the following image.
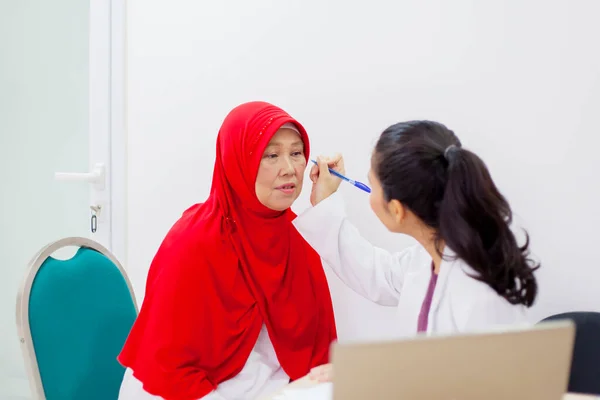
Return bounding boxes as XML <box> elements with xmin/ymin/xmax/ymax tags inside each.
<box><xmin>118</xmin><ymin>101</ymin><xmax>337</xmax><ymax>399</ymax></box>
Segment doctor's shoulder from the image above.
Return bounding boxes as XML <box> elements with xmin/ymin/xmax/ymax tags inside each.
<box><xmin>393</xmin><ymin>244</ymin><xmax>431</xmax><ymax>275</ymax></box>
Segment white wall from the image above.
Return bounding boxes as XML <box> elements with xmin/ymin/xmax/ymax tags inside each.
<box><xmin>126</xmin><ymin>0</ymin><xmax>600</xmax><ymax>342</ymax></box>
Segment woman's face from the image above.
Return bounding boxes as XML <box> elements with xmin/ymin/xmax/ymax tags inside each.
<box><xmin>255</xmin><ymin>128</ymin><xmax>306</xmax><ymax>211</ymax></box>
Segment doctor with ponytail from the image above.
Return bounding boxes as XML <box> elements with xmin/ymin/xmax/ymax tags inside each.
<box><xmin>291</xmin><ymin>120</ymin><xmax>540</xmax><ymax>382</ymax></box>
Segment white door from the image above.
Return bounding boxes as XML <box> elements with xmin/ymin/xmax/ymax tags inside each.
<box><xmin>0</xmin><ymin>0</ymin><xmax>125</xmax><ymax>398</ymax></box>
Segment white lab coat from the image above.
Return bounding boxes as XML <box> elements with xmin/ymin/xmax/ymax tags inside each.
<box><xmin>292</xmin><ymin>192</ymin><xmax>529</xmax><ymax>337</ymax></box>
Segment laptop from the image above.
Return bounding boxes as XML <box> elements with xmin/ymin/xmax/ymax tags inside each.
<box><xmin>330</xmin><ymin>321</ymin><xmax>575</xmax><ymax>400</ymax></box>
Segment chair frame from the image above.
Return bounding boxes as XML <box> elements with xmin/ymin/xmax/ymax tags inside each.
<box><xmin>15</xmin><ymin>237</ymin><xmax>139</xmax><ymax>399</ymax></box>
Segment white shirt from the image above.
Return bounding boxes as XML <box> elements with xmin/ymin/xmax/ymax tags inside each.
<box><xmin>118</xmin><ymin>324</ymin><xmax>289</xmax><ymax>400</ymax></box>
<box><xmin>292</xmin><ymin>192</ymin><xmax>529</xmax><ymax>337</ymax></box>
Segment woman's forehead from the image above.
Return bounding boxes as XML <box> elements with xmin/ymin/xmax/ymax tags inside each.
<box><xmin>266</xmin><ymin>128</ymin><xmax>304</xmax><ymax>147</ymax></box>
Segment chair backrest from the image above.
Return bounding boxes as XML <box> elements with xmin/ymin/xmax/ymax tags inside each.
<box><xmin>16</xmin><ymin>237</ymin><xmax>138</xmax><ymax>400</ymax></box>
<box><xmin>540</xmin><ymin>311</ymin><xmax>600</xmax><ymax>395</ymax></box>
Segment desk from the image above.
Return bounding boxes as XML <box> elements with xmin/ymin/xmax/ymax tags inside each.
<box><xmin>261</xmin><ymin>376</ymin><xmax>597</xmax><ymax>400</ymax></box>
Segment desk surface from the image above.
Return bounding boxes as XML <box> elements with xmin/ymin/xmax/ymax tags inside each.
<box><xmin>261</xmin><ymin>376</ymin><xmax>597</xmax><ymax>400</ymax></box>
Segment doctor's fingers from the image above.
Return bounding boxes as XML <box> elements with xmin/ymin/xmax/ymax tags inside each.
<box><xmin>310</xmin><ymin>156</ymin><xmax>333</xmax><ymax>183</ymax></box>
<box><xmin>309</xmin><ymin>163</ymin><xmax>320</xmax><ymax>184</ymax></box>
<box><xmin>328</xmin><ymin>153</ymin><xmax>345</xmax><ymax>174</ymax></box>
<box><xmin>317</xmin><ymin>153</ymin><xmax>345</xmax><ymax>175</ymax></box>
<box><xmin>327</xmin><ymin>153</ymin><xmax>342</xmax><ymax>166</ymax></box>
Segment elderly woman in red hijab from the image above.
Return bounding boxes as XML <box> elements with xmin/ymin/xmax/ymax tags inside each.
<box><xmin>117</xmin><ymin>101</ymin><xmax>337</xmax><ymax>400</ymax></box>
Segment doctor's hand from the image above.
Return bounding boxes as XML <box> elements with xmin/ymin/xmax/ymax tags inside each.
<box><xmin>309</xmin><ymin>363</ymin><xmax>333</xmax><ymax>383</ymax></box>
<box><xmin>310</xmin><ymin>154</ymin><xmax>345</xmax><ymax>206</ymax></box>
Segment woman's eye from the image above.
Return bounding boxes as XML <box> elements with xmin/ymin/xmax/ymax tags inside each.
<box><xmin>265</xmin><ymin>154</ymin><xmax>278</xmax><ymax>159</ymax></box>
<box><xmin>292</xmin><ymin>151</ymin><xmax>303</xmax><ymax>157</ymax></box>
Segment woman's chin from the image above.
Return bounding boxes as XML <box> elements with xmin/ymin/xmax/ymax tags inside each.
<box><xmin>265</xmin><ymin>197</ymin><xmax>298</xmax><ymax>212</ymax></box>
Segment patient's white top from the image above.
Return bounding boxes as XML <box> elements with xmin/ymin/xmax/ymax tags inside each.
<box><xmin>118</xmin><ymin>324</ymin><xmax>289</xmax><ymax>400</ymax></box>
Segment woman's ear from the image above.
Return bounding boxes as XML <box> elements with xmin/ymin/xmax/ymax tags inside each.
<box><xmin>387</xmin><ymin>199</ymin><xmax>406</xmax><ymax>225</ymax></box>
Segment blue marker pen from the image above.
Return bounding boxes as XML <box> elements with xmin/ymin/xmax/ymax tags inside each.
<box><xmin>311</xmin><ymin>159</ymin><xmax>371</xmax><ymax>194</ymax></box>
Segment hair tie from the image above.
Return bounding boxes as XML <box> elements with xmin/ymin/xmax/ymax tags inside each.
<box><xmin>444</xmin><ymin>145</ymin><xmax>459</xmax><ymax>160</ymax></box>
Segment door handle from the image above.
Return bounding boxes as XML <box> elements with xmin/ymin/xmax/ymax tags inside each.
<box><xmin>55</xmin><ymin>162</ymin><xmax>105</xmax><ymax>190</ymax></box>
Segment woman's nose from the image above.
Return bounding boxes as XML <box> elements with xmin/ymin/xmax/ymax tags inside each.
<box><xmin>280</xmin><ymin>156</ymin><xmax>295</xmax><ymax>175</ymax></box>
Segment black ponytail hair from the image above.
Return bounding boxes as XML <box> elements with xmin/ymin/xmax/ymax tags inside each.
<box><xmin>373</xmin><ymin>121</ymin><xmax>538</xmax><ymax>307</ymax></box>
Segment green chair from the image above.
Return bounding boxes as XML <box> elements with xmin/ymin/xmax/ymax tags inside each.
<box><xmin>16</xmin><ymin>237</ymin><xmax>138</xmax><ymax>399</ymax></box>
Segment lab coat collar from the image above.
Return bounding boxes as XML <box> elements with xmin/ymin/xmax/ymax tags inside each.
<box><xmin>427</xmin><ymin>246</ymin><xmax>458</xmax><ymax>333</ymax></box>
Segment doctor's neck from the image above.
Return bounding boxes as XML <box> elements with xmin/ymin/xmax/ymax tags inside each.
<box><xmin>411</xmin><ymin>225</ymin><xmax>444</xmax><ymax>275</ymax></box>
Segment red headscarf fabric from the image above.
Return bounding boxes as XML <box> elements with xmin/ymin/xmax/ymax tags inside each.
<box><xmin>118</xmin><ymin>101</ymin><xmax>337</xmax><ymax>399</ymax></box>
